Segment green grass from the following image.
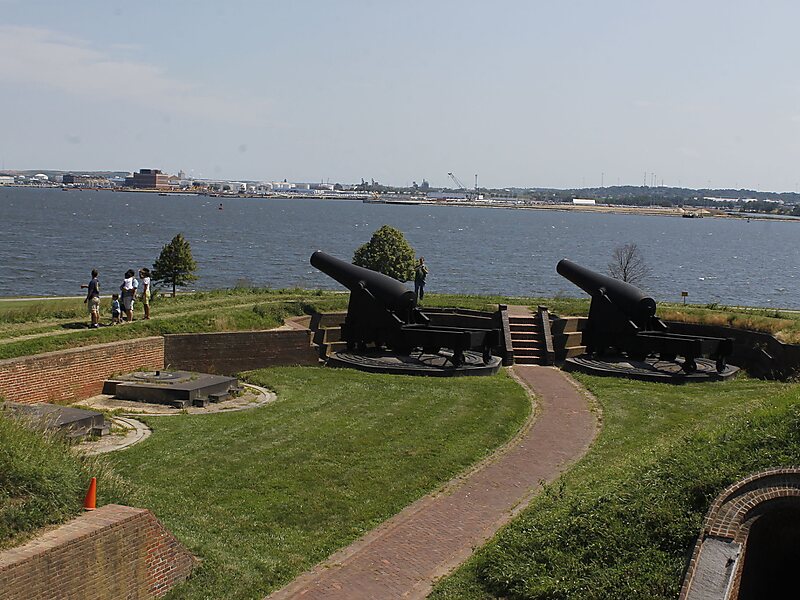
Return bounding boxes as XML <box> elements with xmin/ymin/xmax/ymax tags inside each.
<box><xmin>659</xmin><ymin>303</ymin><xmax>800</xmax><ymax>343</ymax></box>
<box><xmin>430</xmin><ymin>375</ymin><xmax>800</xmax><ymax>600</ymax></box>
<box><xmin>3</xmin><ymin>287</ymin><xmax>799</xmax><ymax>360</ymax></box>
<box><xmin>108</xmin><ymin>366</ymin><xmax>530</xmax><ymax>599</ymax></box>
<box><xmin>0</xmin><ymin>291</ymin><xmax>350</xmax><ymax>359</ymax></box>
<box><xmin>0</xmin><ymin>414</ymin><xmax>134</xmax><ymax>549</ymax></box>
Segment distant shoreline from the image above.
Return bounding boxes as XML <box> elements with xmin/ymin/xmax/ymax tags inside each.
<box><xmin>4</xmin><ymin>183</ymin><xmax>799</xmax><ymax>222</ymax></box>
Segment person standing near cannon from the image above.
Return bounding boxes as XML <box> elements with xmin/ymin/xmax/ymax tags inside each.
<box><xmin>414</xmin><ymin>257</ymin><xmax>428</xmax><ymax>303</ymax></box>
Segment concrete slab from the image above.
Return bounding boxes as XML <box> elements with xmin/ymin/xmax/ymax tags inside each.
<box><xmin>2</xmin><ymin>402</ymin><xmax>107</xmax><ymax>439</ymax></box>
<box><xmin>103</xmin><ymin>370</ymin><xmax>239</xmax><ymax>408</ymax></box>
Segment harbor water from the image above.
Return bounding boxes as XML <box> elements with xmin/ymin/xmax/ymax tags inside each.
<box><xmin>1</xmin><ymin>187</ymin><xmax>798</xmax><ymax>308</ymax></box>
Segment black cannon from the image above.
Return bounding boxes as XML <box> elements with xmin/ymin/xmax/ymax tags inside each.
<box><xmin>311</xmin><ymin>251</ymin><xmax>500</xmax><ymax>366</ymax></box>
<box><xmin>556</xmin><ymin>259</ymin><xmax>732</xmax><ymax>373</ymax></box>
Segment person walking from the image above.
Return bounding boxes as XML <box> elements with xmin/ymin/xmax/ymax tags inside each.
<box><xmin>139</xmin><ymin>268</ymin><xmax>151</xmax><ymax>319</ymax></box>
<box><xmin>81</xmin><ymin>269</ymin><xmax>101</xmax><ymax>328</ymax></box>
<box><xmin>414</xmin><ymin>257</ymin><xmax>428</xmax><ymax>303</ymax></box>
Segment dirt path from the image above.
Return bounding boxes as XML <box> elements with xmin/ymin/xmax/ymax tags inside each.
<box><xmin>267</xmin><ymin>365</ymin><xmax>599</xmax><ymax>600</ymax></box>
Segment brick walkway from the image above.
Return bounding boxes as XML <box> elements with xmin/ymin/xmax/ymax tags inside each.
<box><xmin>267</xmin><ymin>366</ymin><xmax>598</xmax><ymax>600</ymax></box>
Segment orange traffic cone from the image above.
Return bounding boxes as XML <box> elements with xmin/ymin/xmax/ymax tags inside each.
<box><xmin>83</xmin><ymin>477</ymin><xmax>97</xmax><ymax>511</ymax></box>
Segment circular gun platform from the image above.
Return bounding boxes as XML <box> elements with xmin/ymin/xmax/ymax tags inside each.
<box><xmin>327</xmin><ymin>349</ymin><xmax>502</xmax><ymax>377</ymax></box>
<box><xmin>563</xmin><ymin>355</ymin><xmax>739</xmax><ymax>383</ymax></box>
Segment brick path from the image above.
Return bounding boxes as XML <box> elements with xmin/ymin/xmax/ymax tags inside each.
<box><xmin>267</xmin><ymin>366</ymin><xmax>598</xmax><ymax>600</ymax></box>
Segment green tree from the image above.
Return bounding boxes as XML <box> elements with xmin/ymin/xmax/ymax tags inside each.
<box><xmin>352</xmin><ymin>225</ymin><xmax>416</xmax><ymax>281</ymax></box>
<box><xmin>152</xmin><ymin>233</ymin><xmax>198</xmax><ymax>296</ymax></box>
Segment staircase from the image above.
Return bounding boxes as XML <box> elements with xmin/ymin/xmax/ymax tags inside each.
<box><xmin>509</xmin><ymin>314</ymin><xmax>548</xmax><ymax>365</ymax></box>
<box><xmin>309</xmin><ymin>312</ymin><xmax>348</xmax><ymax>359</ymax></box>
<box><xmin>551</xmin><ymin>316</ymin><xmax>588</xmax><ymax>361</ymax></box>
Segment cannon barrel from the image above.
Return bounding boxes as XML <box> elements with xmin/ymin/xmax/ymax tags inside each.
<box><xmin>311</xmin><ymin>251</ymin><xmax>417</xmax><ymax>314</ymax></box>
<box><xmin>556</xmin><ymin>258</ymin><xmax>657</xmax><ymax>322</ymax></box>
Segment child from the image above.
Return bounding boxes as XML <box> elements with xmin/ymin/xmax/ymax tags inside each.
<box><xmin>111</xmin><ymin>293</ymin><xmax>121</xmax><ymax>324</ymax></box>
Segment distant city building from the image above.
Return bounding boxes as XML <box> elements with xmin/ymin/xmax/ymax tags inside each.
<box><xmin>0</xmin><ymin>175</ymin><xmax>14</xmax><ymax>185</ymax></box>
<box><xmin>125</xmin><ymin>168</ymin><xmax>170</xmax><ymax>189</ymax></box>
<box><xmin>428</xmin><ymin>191</ymin><xmax>468</xmax><ymax>200</ymax></box>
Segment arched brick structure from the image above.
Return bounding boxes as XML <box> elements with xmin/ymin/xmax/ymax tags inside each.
<box><xmin>679</xmin><ymin>467</ymin><xmax>800</xmax><ymax>600</ymax></box>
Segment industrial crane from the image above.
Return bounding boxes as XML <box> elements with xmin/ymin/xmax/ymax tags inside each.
<box><xmin>447</xmin><ymin>172</ymin><xmax>479</xmax><ymax>200</ymax></box>
<box><xmin>447</xmin><ymin>172</ymin><xmax>468</xmax><ymax>192</ymax></box>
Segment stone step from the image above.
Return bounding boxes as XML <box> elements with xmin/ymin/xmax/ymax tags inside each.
<box><xmin>556</xmin><ymin>346</ymin><xmax>587</xmax><ymax>360</ymax></box>
<box><xmin>513</xmin><ymin>348</ymin><xmax>542</xmax><ymax>358</ymax></box>
<box><xmin>313</xmin><ymin>326</ymin><xmax>342</xmax><ymax>346</ymax></box>
<box><xmin>510</xmin><ymin>325</ymin><xmax>542</xmax><ymax>334</ymax></box>
<box><xmin>551</xmin><ymin>317</ymin><xmax>587</xmax><ymax>335</ymax></box>
<box><xmin>320</xmin><ymin>340</ymin><xmax>348</xmax><ymax>358</ymax></box>
<box><xmin>509</xmin><ymin>316</ymin><xmax>538</xmax><ymax>325</ymax></box>
<box><xmin>512</xmin><ymin>342</ymin><xmax>545</xmax><ymax>354</ymax></box>
<box><xmin>510</xmin><ymin>332</ymin><xmax>541</xmax><ymax>341</ymax></box>
<box><xmin>316</xmin><ymin>312</ymin><xmax>347</xmax><ymax>328</ymax></box>
<box><xmin>553</xmin><ymin>331</ymin><xmax>583</xmax><ymax>346</ymax></box>
<box><xmin>514</xmin><ymin>356</ymin><xmax>543</xmax><ymax>365</ymax></box>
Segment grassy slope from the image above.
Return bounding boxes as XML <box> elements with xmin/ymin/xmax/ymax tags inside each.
<box><xmin>108</xmin><ymin>366</ymin><xmax>530</xmax><ymax>600</ymax></box>
<box><xmin>0</xmin><ymin>414</ymin><xmax>134</xmax><ymax>549</ymax></box>
<box><xmin>2</xmin><ymin>288</ymin><xmax>799</xmax><ymax>359</ymax></box>
<box><xmin>0</xmin><ymin>290</ymin><xmax>348</xmax><ymax>359</ymax></box>
<box><xmin>430</xmin><ymin>375</ymin><xmax>800</xmax><ymax>600</ymax></box>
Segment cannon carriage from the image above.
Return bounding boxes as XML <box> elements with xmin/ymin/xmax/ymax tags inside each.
<box><xmin>556</xmin><ymin>259</ymin><xmax>732</xmax><ymax>373</ymax></box>
<box><xmin>311</xmin><ymin>251</ymin><xmax>499</xmax><ymax>366</ymax></box>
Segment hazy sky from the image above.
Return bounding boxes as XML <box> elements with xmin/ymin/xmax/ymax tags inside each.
<box><xmin>2</xmin><ymin>1</ymin><xmax>799</xmax><ymax>190</ymax></box>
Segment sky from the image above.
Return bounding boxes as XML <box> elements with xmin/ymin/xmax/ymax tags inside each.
<box><xmin>1</xmin><ymin>1</ymin><xmax>800</xmax><ymax>190</ymax></box>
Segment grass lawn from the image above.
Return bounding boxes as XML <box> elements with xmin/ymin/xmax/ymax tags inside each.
<box><xmin>107</xmin><ymin>366</ymin><xmax>530</xmax><ymax>600</ymax></box>
<box><xmin>430</xmin><ymin>374</ymin><xmax>800</xmax><ymax>600</ymax></box>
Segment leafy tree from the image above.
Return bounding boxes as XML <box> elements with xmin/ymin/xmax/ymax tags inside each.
<box><xmin>608</xmin><ymin>242</ymin><xmax>651</xmax><ymax>286</ymax></box>
<box><xmin>353</xmin><ymin>225</ymin><xmax>416</xmax><ymax>282</ymax></box>
<box><xmin>152</xmin><ymin>233</ymin><xmax>198</xmax><ymax>296</ymax></box>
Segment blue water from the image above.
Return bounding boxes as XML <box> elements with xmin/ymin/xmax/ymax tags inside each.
<box><xmin>1</xmin><ymin>187</ymin><xmax>798</xmax><ymax>308</ymax></box>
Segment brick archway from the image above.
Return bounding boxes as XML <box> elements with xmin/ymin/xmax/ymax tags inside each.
<box><xmin>680</xmin><ymin>467</ymin><xmax>800</xmax><ymax>600</ymax></box>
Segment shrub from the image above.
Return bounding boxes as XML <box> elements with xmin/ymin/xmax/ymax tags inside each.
<box><xmin>352</xmin><ymin>225</ymin><xmax>416</xmax><ymax>281</ymax></box>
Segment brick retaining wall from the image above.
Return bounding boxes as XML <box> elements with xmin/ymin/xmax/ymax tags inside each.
<box><xmin>0</xmin><ymin>504</ymin><xmax>195</xmax><ymax>600</ymax></box>
<box><xmin>0</xmin><ymin>337</ymin><xmax>164</xmax><ymax>405</ymax></box>
<box><xmin>164</xmin><ymin>329</ymin><xmax>319</xmax><ymax>375</ymax></box>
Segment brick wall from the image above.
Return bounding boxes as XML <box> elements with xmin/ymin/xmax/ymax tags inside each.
<box><xmin>679</xmin><ymin>468</ymin><xmax>800</xmax><ymax>600</ymax></box>
<box><xmin>0</xmin><ymin>337</ymin><xmax>164</xmax><ymax>405</ymax></box>
<box><xmin>164</xmin><ymin>329</ymin><xmax>319</xmax><ymax>375</ymax></box>
<box><xmin>0</xmin><ymin>504</ymin><xmax>195</xmax><ymax>600</ymax></box>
